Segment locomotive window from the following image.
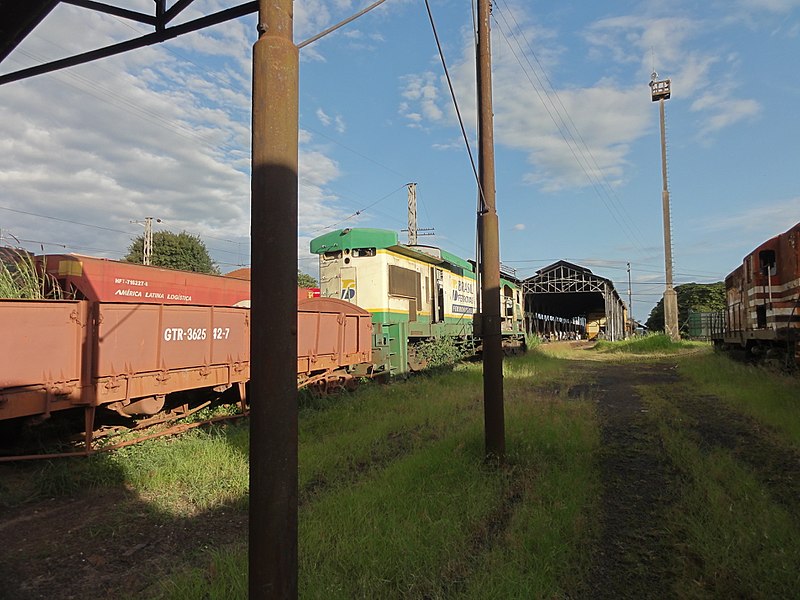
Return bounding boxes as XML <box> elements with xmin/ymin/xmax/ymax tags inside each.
<box><xmin>323</xmin><ymin>251</ymin><xmax>342</xmax><ymax>260</ymax></box>
<box><xmin>759</xmin><ymin>250</ymin><xmax>776</xmax><ymax>276</ymax></box>
<box><xmin>389</xmin><ymin>265</ymin><xmax>421</xmax><ymax>305</ymax></box>
<box><xmin>352</xmin><ymin>247</ymin><xmax>376</xmax><ymax>258</ymax></box>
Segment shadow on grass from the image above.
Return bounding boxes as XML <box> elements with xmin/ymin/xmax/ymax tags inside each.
<box><xmin>0</xmin><ymin>420</ymin><xmax>251</xmax><ymax>600</ymax></box>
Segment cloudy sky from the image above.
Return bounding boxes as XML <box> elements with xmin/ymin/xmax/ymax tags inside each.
<box><xmin>1</xmin><ymin>0</ymin><xmax>799</xmax><ymax>321</ymax></box>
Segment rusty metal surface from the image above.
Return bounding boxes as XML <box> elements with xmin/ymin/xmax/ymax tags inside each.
<box><xmin>42</xmin><ymin>254</ymin><xmax>250</xmax><ymax>306</ymax></box>
<box><xmin>297</xmin><ymin>297</ymin><xmax>372</xmax><ymax>376</ymax></box>
<box><xmin>0</xmin><ymin>299</ymin><xmax>85</xmax><ymax>389</ymax></box>
<box><xmin>1</xmin><ymin>292</ymin><xmax>376</xmax><ymax>425</ymax></box>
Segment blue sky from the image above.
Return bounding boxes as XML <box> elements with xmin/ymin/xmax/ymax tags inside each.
<box><xmin>1</xmin><ymin>0</ymin><xmax>799</xmax><ymax>322</ymax></box>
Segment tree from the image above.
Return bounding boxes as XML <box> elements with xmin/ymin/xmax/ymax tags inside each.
<box><xmin>298</xmin><ymin>270</ymin><xmax>318</xmax><ymax>287</ymax></box>
<box><xmin>645</xmin><ymin>282</ymin><xmax>725</xmax><ymax>333</ymax></box>
<box><xmin>125</xmin><ymin>231</ymin><xmax>219</xmax><ymax>274</ymax></box>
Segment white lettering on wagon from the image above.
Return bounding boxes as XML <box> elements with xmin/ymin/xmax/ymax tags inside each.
<box><xmin>114</xmin><ymin>277</ymin><xmax>149</xmax><ymax>287</ymax></box>
<box><xmin>163</xmin><ymin>327</ymin><xmax>231</xmax><ymax>341</ymax></box>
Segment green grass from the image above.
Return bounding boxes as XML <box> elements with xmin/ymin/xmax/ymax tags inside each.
<box><xmin>0</xmin><ymin>250</ymin><xmax>61</xmax><ymax>299</ymax></box>
<box><xmin>13</xmin><ymin>342</ymin><xmax>799</xmax><ymax>598</ymax></box>
<box><xmin>141</xmin><ymin>350</ymin><xmax>598</xmax><ymax>598</ymax></box>
<box><xmin>641</xmin><ymin>386</ymin><xmax>800</xmax><ymax>598</ymax></box>
<box><xmin>1</xmin><ymin>423</ymin><xmax>250</xmax><ymax>514</ymax></box>
<box><xmin>593</xmin><ymin>333</ymin><xmax>707</xmax><ymax>355</ymax></box>
<box><xmin>677</xmin><ymin>351</ymin><xmax>800</xmax><ymax>446</ymax></box>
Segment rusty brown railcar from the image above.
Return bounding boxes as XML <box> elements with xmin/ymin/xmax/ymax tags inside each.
<box><xmin>1</xmin><ymin>255</ymin><xmax>372</xmax><ymax>451</ymax></box>
<box><xmin>713</xmin><ymin>221</ymin><xmax>800</xmax><ymax>366</ymax></box>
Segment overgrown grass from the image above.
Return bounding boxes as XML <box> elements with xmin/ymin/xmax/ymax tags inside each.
<box><xmin>677</xmin><ymin>351</ymin><xmax>800</xmax><ymax>446</ymax></box>
<box><xmin>593</xmin><ymin>333</ymin><xmax>707</xmax><ymax>355</ymax></box>
<box><xmin>0</xmin><ymin>250</ymin><xmax>61</xmax><ymax>299</ymax></box>
<box><xmin>641</xmin><ymin>386</ymin><xmax>800</xmax><ymax>597</ymax></box>
<box><xmin>142</xmin><ymin>350</ymin><xmax>598</xmax><ymax>598</ymax></box>
<box><xmin>0</xmin><ymin>423</ymin><xmax>250</xmax><ymax>514</ymax></box>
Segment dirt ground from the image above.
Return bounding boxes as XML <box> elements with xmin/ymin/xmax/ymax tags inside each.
<box><xmin>1</xmin><ymin>356</ymin><xmax>797</xmax><ymax>599</ymax></box>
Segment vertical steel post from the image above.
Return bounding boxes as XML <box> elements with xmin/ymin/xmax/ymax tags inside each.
<box><xmin>249</xmin><ymin>0</ymin><xmax>299</xmax><ymax>597</ymax></box>
<box><xmin>477</xmin><ymin>0</ymin><xmax>504</xmax><ymax>461</ymax></box>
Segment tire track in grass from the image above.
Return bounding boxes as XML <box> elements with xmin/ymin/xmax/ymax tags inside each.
<box><xmin>579</xmin><ymin>362</ymin><xmax>683</xmax><ymax>599</ymax></box>
<box><xmin>671</xmin><ymin>390</ymin><xmax>800</xmax><ymax>520</ymax></box>
<box><xmin>300</xmin><ymin>394</ymin><xmax>485</xmax><ymax>506</ymax></box>
<box><xmin>432</xmin><ymin>471</ymin><xmax>524</xmax><ymax>597</ymax></box>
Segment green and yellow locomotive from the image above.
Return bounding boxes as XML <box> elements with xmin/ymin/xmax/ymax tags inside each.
<box><xmin>310</xmin><ymin>227</ymin><xmax>525</xmax><ymax>375</ymax></box>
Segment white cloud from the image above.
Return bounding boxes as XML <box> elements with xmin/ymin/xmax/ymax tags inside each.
<box><xmin>699</xmin><ymin>197</ymin><xmax>800</xmax><ymax>235</ymax></box>
<box><xmin>399</xmin><ymin>72</ymin><xmax>444</xmax><ymax>125</ymax></box>
<box><xmin>317</xmin><ymin>108</ymin><xmax>332</xmax><ymax>126</ymax></box>
<box><xmin>513</xmin><ymin>223</ymin><xmax>526</xmax><ymax>231</ymax></box>
<box><xmin>0</xmin><ymin>2</ymin><xmax>356</xmax><ymax>269</ymax></box>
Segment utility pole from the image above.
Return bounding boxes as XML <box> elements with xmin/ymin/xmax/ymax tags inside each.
<box><xmin>250</xmin><ymin>0</ymin><xmax>299</xmax><ymax>597</ymax></box>
<box><xmin>627</xmin><ymin>261</ymin><xmax>633</xmax><ymax>337</ymax></box>
<box><xmin>407</xmin><ymin>182</ymin><xmax>418</xmax><ymax>245</ymax></box>
<box><xmin>143</xmin><ymin>217</ymin><xmax>154</xmax><ymax>265</ymax></box>
<box><xmin>402</xmin><ymin>182</ymin><xmax>434</xmax><ymax>245</ymax></box>
<box><xmin>131</xmin><ymin>217</ymin><xmax>161</xmax><ymax>265</ymax></box>
<box><xmin>477</xmin><ymin>0</ymin><xmax>505</xmax><ymax>462</ymax></box>
<box><xmin>650</xmin><ymin>73</ymin><xmax>679</xmax><ymax>341</ymax></box>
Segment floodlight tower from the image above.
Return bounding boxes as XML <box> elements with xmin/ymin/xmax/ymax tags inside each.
<box><xmin>650</xmin><ymin>73</ymin><xmax>679</xmax><ymax>341</ymax></box>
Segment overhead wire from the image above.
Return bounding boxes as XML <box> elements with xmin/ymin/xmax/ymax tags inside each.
<box><xmin>490</xmin><ymin>1</ymin><xmax>647</xmax><ymax>252</ymax></box>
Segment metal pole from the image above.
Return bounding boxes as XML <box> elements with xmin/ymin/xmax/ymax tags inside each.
<box><xmin>658</xmin><ymin>97</ymin><xmax>679</xmax><ymax>341</ymax></box>
<box><xmin>249</xmin><ymin>0</ymin><xmax>299</xmax><ymax>596</ymax></box>
<box><xmin>627</xmin><ymin>261</ymin><xmax>633</xmax><ymax>336</ymax></box>
<box><xmin>143</xmin><ymin>217</ymin><xmax>153</xmax><ymax>265</ymax></box>
<box><xmin>407</xmin><ymin>182</ymin><xmax>417</xmax><ymax>245</ymax></box>
<box><xmin>477</xmin><ymin>0</ymin><xmax>505</xmax><ymax>462</ymax></box>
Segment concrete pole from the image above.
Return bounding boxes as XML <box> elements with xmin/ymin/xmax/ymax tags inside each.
<box><xmin>477</xmin><ymin>0</ymin><xmax>505</xmax><ymax>462</ymax></box>
<box><xmin>659</xmin><ymin>98</ymin><xmax>679</xmax><ymax>341</ymax></box>
<box><xmin>249</xmin><ymin>0</ymin><xmax>299</xmax><ymax>596</ymax></box>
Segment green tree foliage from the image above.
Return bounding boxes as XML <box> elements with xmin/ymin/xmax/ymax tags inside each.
<box><xmin>645</xmin><ymin>282</ymin><xmax>725</xmax><ymax>333</ymax></box>
<box><xmin>125</xmin><ymin>231</ymin><xmax>219</xmax><ymax>274</ymax></box>
<box><xmin>298</xmin><ymin>270</ymin><xmax>318</xmax><ymax>288</ymax></box>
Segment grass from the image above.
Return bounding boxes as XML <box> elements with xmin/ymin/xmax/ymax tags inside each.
<box><xmin>7</xmin><ymin>342</ymin><xmax>800</xmax><ymax>598</ymax></box>
<box><xmin>677</xmin><ymin>351</ymin><xmax>800</xmax><ymax>446</ymax></box>
<box><xmin>592</xmin><ymin>333</ymin><xmax>707</xmax><ymax>355</ymax></box>
<box><xmin>145</xmin><ymin>350</ymin><xmax>599</xmax><ymax>598</ymax></box>
<box><xmin>641</xmin><ymin>385</ymin><xmax>800</xmax><ymax>598</ymax></box>
<box><xmin>0</xmin><ymin>250</ymin><xmax>61</xmax><ymax>299</ymax></box>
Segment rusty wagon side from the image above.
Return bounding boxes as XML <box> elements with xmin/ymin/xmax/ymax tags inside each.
<box><xmin>1</xmin><ymin>296</ymin><xmax>372</xmax><ymax>437</ymax></box>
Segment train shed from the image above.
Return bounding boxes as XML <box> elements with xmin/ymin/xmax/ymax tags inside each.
<box><xmin>523</xmin><ymin>261</ymin><xmax>628</xmax><ymax>341</ymax></box>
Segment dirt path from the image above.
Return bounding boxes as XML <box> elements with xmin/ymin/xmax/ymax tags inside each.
<box><xmin>570</xmin><ymin>361</ymin><xmax>683</xmax><ymax>599</ymax></box>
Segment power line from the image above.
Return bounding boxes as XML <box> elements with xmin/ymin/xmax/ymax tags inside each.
<box><xmin>0</xmin><ymin>204</ymin><xmax>133</xmax><ymax>234</ymax></box>
<box><xmin>491</xmin><ymin>1</ymin><xmax>648</xmax><ymax>251</ymax></box>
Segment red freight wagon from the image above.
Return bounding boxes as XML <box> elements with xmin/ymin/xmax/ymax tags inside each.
<box><xmin>0</xmin><ymin>299</ymin><xmax>89</xmax><ymax>420</ymax></box>
<box><xmin>42</xmin><ymin>254</ymin><xmax>251</xmax><ymax>307</ymax></box>
<box><xmin>1</xmin><ymin>297</ymin><xmax>372</xmax><ymax>433</ymax></box>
